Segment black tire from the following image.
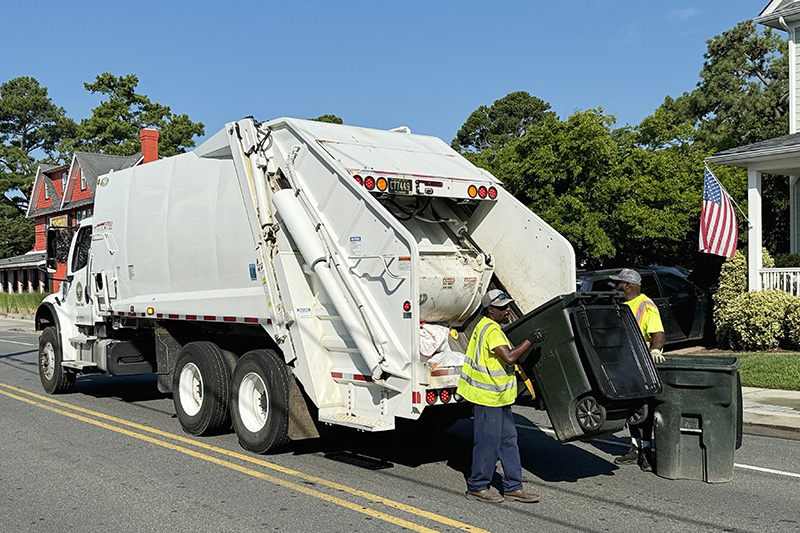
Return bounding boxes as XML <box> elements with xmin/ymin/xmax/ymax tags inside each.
<box><xmin>230</xmin><ymin>349</ymin><xmax>290</xmax><ymax>454</ymax></box>
<box><xmin>576</xmin><ymin>396</ymin><xmax>607</xmax><ymax>432</ymax></box>
<box><xmin>172</xmin><ymin>342</ymin><xmax>232</xmax><ymax>435</ymax></box>
<box><xmin>627</xmin><ymin>402</ymin><xmax>649</xmax><ymax>426</ymax></box>
<box><xmin>38</xmin><ymin>326</ymin><xmax>76</xmax><ymax>394</ymax></box>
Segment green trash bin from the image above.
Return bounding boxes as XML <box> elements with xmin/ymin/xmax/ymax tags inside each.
<box><xmin>505</xmin><ymin>292</ymin><xmax>661</xmax><ymax>442</ymax></box>
<box><xmin>653</xmin><ymin>355</ymin><xmax>742</xmax><ymax>483</ymax></box>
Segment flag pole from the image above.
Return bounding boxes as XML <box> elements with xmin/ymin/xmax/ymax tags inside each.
<box><xmin>705</xmin><ymin>164</ymin><xmax>752</xmax><ymax>229</ymax></box>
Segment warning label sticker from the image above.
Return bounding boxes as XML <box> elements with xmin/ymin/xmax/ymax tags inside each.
<box><xmin>442</xmin><ymin>277</ymin><xmax>455</xmax><ymax>289</ymax></box>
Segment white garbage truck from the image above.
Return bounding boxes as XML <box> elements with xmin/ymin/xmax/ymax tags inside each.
<box><xmin>35</xmin><ymin>117</ymin><xmax>576</xmax><ymax>452</ymax></box>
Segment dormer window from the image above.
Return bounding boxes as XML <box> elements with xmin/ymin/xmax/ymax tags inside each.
<box><xmin>80</xmin><ymin>172</ymin><xmax>86</xmax><ymax>190</ymax></box>
<box><xmin>62</xmin><ymin>171</ymin><xmax>68</xmax><ymax>189</ymax></box>
<box><xmin>44</xmin><ymin>184</ymin><xmax>49</xmax><ymax>200</ymax></box>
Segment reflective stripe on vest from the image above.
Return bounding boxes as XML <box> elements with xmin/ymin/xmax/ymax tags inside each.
<box><xmin>457</xmin><ymin>320</ymin><xmax>517</xmax><ymax>405</ymax></box>
<box><xmin>634</xmin><ymin>299</ymin><xmax>658</xmax><ymax>327</ymax></box>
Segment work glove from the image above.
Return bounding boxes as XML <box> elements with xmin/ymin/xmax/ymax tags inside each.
<box><xmin>650</xmin><ymin>348</ymin><xmax>665</xmax><ymax>364</ymax></box>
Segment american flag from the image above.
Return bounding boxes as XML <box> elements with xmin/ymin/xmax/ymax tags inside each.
<box><xmin>699</xmin><ymin>166</ymin><xmax>737</xmax><ymax>258</ymax></box>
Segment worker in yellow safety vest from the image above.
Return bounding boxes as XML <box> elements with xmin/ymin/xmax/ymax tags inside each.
<box><xmin>457</xmin><ymin>289</ymin><xmax>539</xmax><ymax>504</ymax></box>
<box><xmin>610</xmin><ymin>268</ymin><xmax>666</xmax><ymax>473</ymax></box>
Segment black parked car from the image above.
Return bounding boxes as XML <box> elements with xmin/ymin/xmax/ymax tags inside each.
<box><xmin>576</xmin><ymin>265</ymin><xmax>711</xmax><ymax>346</ymax></box>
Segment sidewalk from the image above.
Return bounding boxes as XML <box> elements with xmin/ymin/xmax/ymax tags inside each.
<box><xmin>742</xmin><ymin>387</ymin><xmax>800</xmax><ymax>440</ymax></box>
<box><xmin>3</xmin><ymin>315</ymin><xmax>800</xmax><ymax>439</ymax></box>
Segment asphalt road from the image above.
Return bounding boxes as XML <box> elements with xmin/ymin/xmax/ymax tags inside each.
<box><xmin>1</xmin><ymin>323</ymin><xmax>799</xmax><ymax>533</ymax></box>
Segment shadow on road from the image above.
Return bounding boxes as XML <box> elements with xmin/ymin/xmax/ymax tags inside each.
<box><xmin>74</xmin><ymin>374</ymin><xmax>170</xmax><ymax>403</ymax></box>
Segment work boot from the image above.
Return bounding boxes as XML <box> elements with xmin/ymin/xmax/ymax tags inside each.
<box><xmin>503</xmin><ymin>489</ymin><xmax>540</xmax><ymax>503</ymax></box>
<box><xmin>639</xmin><ymin>447</ymin><xmax>654</xmax><ymax>473</ymax></box>
<box><xmin>614</xmin><ymin>446</ymin><xmax>640</xmax><ymax>465</ymax></box>
<box><xmin>465</xmin><ymin>488</ymin><xmax>504</xmax><ymax>503</ymax></box>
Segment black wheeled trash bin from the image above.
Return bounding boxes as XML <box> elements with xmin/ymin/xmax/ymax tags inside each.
<box><xmin>504</xmin><ymin>292</ymin><xmax>661</xmax><ymax>442</ymax></box>
<box><xmin>653</xmin><ymin>355</ymin><xmax>742</xmax><ymax>483</ymax></box>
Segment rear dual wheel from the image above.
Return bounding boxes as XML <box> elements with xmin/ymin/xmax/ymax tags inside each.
<box><xmin>172</xmin><ymin>342</ymin><xmax>234</xmax><ymax>435</ymax></box>
<box><xmin>230</xmin><ymin>349</ymin><xmax>290</xmax><ymax>454</ymax></box>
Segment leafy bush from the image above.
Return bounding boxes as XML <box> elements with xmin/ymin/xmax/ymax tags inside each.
<box><xmin>784</xmin><ymin>299</ymin><xmax>800</xmax><ymax>350</ymax></box>
<box><xmin>716</xmin><ymin>290</ymin><xmax>794</xmax><ymax>350</ymax></box>
<box><xmin>712</xmin><ymin>248</ymin><xmax>796</xmax><ymax>350</ymax></box>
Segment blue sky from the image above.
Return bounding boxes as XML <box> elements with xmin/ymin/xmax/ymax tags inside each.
<box><xmin>2</xmin><ymin>1</ymin><xmax>771</xmax><ymax>146</ymax></box>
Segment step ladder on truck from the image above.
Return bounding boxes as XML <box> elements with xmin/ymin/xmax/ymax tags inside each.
<box><xmin>35</xmin><ymin>117</ymin><xmax>578</xmax><ymax>453</ymax></box>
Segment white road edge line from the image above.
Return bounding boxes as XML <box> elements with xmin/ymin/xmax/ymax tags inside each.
<box><xmin>0</xmin><ymin>339</ymin><xmax>36</xmax><ymax>347</ymax></box>
<box><xmin>515</xmin><ymin>423</ymin><xmax>800</xmax><ymax>479</ymax></box>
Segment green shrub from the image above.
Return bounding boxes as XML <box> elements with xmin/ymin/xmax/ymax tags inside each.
<box><xmin>0</xmin><ymin>292</ymin><xmax>48</xmax><ymax>315</ymax></box>
<box><xmin>716</xmin><ymin>290</ymin><xmax>794</xmax><ymax>350</ymax></box>
<box><xmin>784</xmin><ymin>299</ymin><xmax>800</xmax><ymax>350</ymax></box>
<box><xmin>714</xmin><ymin>248</ymin><xmax>775</xmax><ymax>340</ymax></box>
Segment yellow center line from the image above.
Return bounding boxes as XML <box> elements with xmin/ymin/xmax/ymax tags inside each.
<box><xmin>0</xmin><ymin>383</ymin><xmax>492</xmax><ymax>533</ymax></box>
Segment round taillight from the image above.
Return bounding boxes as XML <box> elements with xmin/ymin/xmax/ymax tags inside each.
<box><xmin>426</xmin><ymin>390</ymin><xmax>438</xmax><ymax>405</ymax></box>
<box><xmin>488</xmin><ymin>186</ymin><xmax>497</xmax><ymax>199</ymax></box>
<box><xmin>439</xmin><ymin>389</ymin><xmax>451</xmax><ymax>403</ymax></box>
<box><xmin>403</xmin><ymin>300</ymin><xmax>411</xmax><ymax>312</ymax></box>
<box><xmin>354</xmin><ymin>175</ymin><xmax>363</xmax><ymax>185</ymax></box>
<box><xmin>364</xmin><ymin>176</ymin><xmax>375</xmax><ymax>190</ymax></box>
<box><xmin>467</xmin><ymin>185</ymin><xmax>478</xmax><ymax>198</ymax></box>
<box><xmin>478</xmin><ymin>186</ymin><xmax>487</xmax><ymax>198</ymax></box>
<box><xmin>376</xmin><ymin>177</ymin><xmax>388</xmax><ymax>191</ymax></box>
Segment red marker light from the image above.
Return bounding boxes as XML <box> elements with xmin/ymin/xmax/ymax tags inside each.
<box><xmin>488</xmin><ymin>186</ymin><xmax>497</xmax><ymax>199</ymax></box>
<box><xmin>364</xmin><ymin>176</ymin><xmax>375</xmax><ymax>190</ymax></box>
<box><xmin>426</xmin><ymin>390</ymin><xmax>438</xmax><ymax>405</ymax></box>
<box><xmin>403</xmin><ymin>300</ymin><xmax>412</xmax><ymax>312</ymax></box>
<box><xmin>478</xmin><ymin>186</ymin><xmax>487</xmax><ymax>198</ymax></box>
<box><xmin>439</xmin><ymin>389</ymin><xmax>451</xmax><ymax>403</ymax></box>
<box><xmin>354</xmin><ymin>175</ymin><xmax>363</xmax><ymax>185</ymax></box>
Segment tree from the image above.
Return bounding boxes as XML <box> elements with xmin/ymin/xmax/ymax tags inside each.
<box><xmin>77</xmin><ymin>73</ymin><xmax>204</xmax><ymax>157</ymax></box>
<box><xmin>310</xmin><ymin>114</ymin><xmax>343</xmax><ymax>124</ymax></box>
<box><xmin>647</xmin><ymin>20</ymin><xmax>789</xmax><ymax>255</ymax></box>
<box><xmin>452</xmin><ymin>91</ymin><xmax>555</xmax><ymax>152</ymax></box>
<box><xmin>0</xmin><ymin>76</ymin><xmax>75</xmax><ymax>210</ymax></box>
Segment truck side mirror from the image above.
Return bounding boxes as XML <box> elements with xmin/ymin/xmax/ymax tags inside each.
<box><xmin>46</xmin><ymin>227</ymin><xmax>59</xmax><ymax>273</ymax></box>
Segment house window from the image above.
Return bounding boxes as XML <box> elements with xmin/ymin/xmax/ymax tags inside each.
<box><xmin>80</xmin><ymin>172</ymin><xmax>87</xmax><ymax>190</ymax></box>
<box><xmin>62</xmin><ymin>171</ymin><xmax>68</xmax><ymax>190</ymax></box>
<box><xmin>44</xmin><ymin>185</ymin><xmax>49</xmax><ymax>200</ymax></box>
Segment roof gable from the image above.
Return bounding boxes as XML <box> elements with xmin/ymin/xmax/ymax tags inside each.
<box><xmin>60</xmin><ymin>152</ymin><xmax>142</xmax><ymax>209</ymax></box>
<box><xmin>757</xmin><ymin>0</ymin><xmax>800</xmax><ymax>28</ymax></box>
<box><xmin>26</xmin><ymin>164</ymin><xmax>68</xmax><ymax>218</ymax></box>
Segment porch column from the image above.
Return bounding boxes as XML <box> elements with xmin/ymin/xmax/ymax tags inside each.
<box><xmin>792</xmin><ymin>176</ymin><xmax>798</xmax><ymax>254</ymax></box>
<box><xmin>748</xmin><ymin>168</ymin><xmax>763</xmax><ymax>291</ymax></box>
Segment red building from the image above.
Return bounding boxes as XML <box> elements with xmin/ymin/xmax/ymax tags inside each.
<box><xmin>0</xmin><ymin>130</ymin><xmax>158</xmax><ymax>293</ymax></box>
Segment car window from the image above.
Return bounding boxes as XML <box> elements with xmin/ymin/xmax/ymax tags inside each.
<box><xmin>658</xmin><ymin>273</ymin><xmax>694</xmax><ymax>301</ymax></box>
<box><xmin>591</xmin><ymin>278</ymin><xmax>617</xmax><ymax>291</ymax></box>
<box><xmin>640</xmin><ymin>273</ymin><xmax>660</xmax><ymax>298</ymax></box>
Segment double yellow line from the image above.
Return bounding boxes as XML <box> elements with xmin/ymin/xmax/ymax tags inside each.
<box><xmin>0</xmin><ymin>382</ymin><xmax>490</xmax><ymax>533</ymax></box>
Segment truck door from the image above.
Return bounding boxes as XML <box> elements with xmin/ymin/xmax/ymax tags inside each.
<box><xmin>65</xmin><ymin>225</ymin><xmax>94</xmax><ymax>326</ymax></box>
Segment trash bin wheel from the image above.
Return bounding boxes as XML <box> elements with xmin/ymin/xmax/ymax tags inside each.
<box><xmin>626</xmin><ymin>402</ymin><xmax>649</xmax><ymax>426</ymax></box>
<box><xmin>576</xmin><ymin>396</ymin><xmax>606</xmax><ymax>432</ymax></box>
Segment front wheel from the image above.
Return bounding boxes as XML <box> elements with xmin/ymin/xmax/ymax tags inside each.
<box><xmin>230</xmin><ymin>349</ymin><xmax>290</xmax><ymax>454</ymax></box>
<box><xmin>38</xmin><ymin>326</ymin><xmax>75</xmax><ymax>394</ymax></box>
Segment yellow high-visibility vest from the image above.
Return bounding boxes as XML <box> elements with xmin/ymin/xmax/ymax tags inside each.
<box><xmin>457</xmin><ymin>317</ymin><xmax>517</xmax><ymax>407</ymax></box>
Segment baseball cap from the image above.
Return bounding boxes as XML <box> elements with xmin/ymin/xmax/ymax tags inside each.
<box><xmin>482</xmin><ymin>289</ymin><xmax>514</xmax><ymax>308</ymax></box>
<box><xmin>609</xmin><ymin>268</ymin><xmax>642</xmax><ymax>285</ymax></box>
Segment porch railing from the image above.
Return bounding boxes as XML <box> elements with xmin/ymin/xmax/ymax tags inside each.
<box><xmin>760</xmin><ymin>268</ymin><xmax>800</xmax><ymax>296</ymax></box>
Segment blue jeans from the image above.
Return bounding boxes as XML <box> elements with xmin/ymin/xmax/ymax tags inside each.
<box><xmin>467</xmin><ymin>404</ymin><xmax>523</xmax><ymax>493</ymax></box>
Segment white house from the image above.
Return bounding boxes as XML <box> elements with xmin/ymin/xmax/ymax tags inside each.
<box><xmin>707</xmin><ymin>0</ymin><xmax>800</xmax><ymax>295</ymax></box>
